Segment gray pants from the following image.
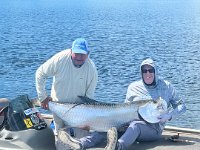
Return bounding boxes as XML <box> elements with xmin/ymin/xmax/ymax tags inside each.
<box><xmin>80</xmin><ymin>131</ymin><xmax>106</xmax><ymax>148</ymax></box>
<box><xmin>80</xmin><ymin>120</ymin><xmax>162</xmax><ymax>149</ymax></box>
<box><xmin>118</xmin><ymin>120</ymin><xmax>162</xmax><ymax>150</ymax></box>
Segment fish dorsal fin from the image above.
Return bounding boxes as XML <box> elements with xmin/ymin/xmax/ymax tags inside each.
<box><xmin>78</xmin><ymin>96</ymin><xmax>102</xmax><ymax>104</ymax></box>
<box><xmin>78</xmin><ymin>96</ymin><xmax>116</xmax><ymax>106</ymax></box>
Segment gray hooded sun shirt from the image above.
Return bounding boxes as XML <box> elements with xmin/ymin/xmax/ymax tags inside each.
<box><xmin>125</xmin><ymin>58</ymin><xmax>186</xmax><ymax>130</ymax></box>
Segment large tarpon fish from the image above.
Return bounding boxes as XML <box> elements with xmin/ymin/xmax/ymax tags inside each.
<box><xmin>48</xmin><ymin>97</ymin><xmax>167</xmax><ymax>132</ymax></box>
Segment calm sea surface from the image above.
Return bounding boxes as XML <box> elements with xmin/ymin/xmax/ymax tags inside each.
<box><xmin>0</xmin><ymin>0</ymin><xmax>200</xmax><ymax>129</ymax></box>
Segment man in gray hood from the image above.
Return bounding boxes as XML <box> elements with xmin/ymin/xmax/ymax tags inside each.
<box><xmin>111</xmin><ymin>58</ymin><xmax>186</xmax><ymax>150</ymax></box>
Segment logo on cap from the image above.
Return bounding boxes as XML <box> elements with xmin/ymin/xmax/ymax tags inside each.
<box><xmin>72</xmin><ymin>38</ymin><xmax>89</xmax><ymax>54</ymax></box>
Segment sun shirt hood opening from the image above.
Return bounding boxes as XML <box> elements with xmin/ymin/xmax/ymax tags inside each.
<box><xmin>140</xmin><ymin>58</ymin><xmax>158</xmax><ymax>88</ymax></box>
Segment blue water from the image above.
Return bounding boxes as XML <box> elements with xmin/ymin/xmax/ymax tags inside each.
<box><xmin>0</xmin><ymin>0</ymin><xmax>200</xmax><ymax>129</ymax></box>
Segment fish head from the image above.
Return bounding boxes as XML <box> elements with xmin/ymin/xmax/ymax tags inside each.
<box><xmin>138</xmin><ymin>97</ymin><xmax>168</xmax><ymax>123</ymax></box>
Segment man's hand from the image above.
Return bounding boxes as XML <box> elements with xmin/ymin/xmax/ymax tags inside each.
<box><xmin>41</xmin><ymin>96</ymin><xmax>52</xmax><ymax>110</ymax></box>
<box><xmin>158</xmin><ymin>113</ymin><xmax>172</xmax><ymax>123</ymax></box>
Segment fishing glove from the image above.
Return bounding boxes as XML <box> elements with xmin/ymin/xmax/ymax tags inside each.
<box><xmin>158</xmin><ymin>113</ymin><xmax>172</xmax><ymax>123</ymax></box>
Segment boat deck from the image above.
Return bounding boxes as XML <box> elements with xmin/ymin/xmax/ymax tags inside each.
<box><xmin>0</xmin><ymin>117</ymin><xmax>200</xmax><ymax>150</ymax></box>
<box><xmin>89</xmin><ymin>126</ymin><xmax>200</xmax><ymax>150</ymax></box>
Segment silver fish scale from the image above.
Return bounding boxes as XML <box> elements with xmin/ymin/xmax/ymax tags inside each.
<box><xmin>49</xmin><ymin>99</ymin><xmax>163</xmax><ymax>132</ymax></box>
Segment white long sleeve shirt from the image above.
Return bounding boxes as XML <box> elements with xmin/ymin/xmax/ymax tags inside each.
<box><xmin>35</xmin><ymin>49</ymin><xmax>98</xmax><ymax>103</ymax></box>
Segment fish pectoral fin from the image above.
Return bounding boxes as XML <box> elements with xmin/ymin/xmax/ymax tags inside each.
<box><xmin>78</xmin><ymin>125</ymin><xmax>90</xmax><ymax>131</ymax></box>
<box><xmin>118</xmin><ymin>123</ymin><xmax>130</xmax><ymax>132</ymax></box>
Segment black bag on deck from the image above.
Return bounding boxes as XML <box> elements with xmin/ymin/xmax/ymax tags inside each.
<box><xmin>4</xmin><ymin>94</ymin><xmax>47</xmax><ymax>131</ymax></box>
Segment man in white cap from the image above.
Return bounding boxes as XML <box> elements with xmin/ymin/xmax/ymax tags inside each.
<box><xmin>36</xmin><ymin>38</ymin><xmax>115</xmax><ymax>150</ymax></box>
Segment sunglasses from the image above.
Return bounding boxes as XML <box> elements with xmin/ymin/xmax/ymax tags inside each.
<box><xmin>142</xmin><ymin>68</ymin><xmax>155</xmax><ymax>73</ymax></box>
